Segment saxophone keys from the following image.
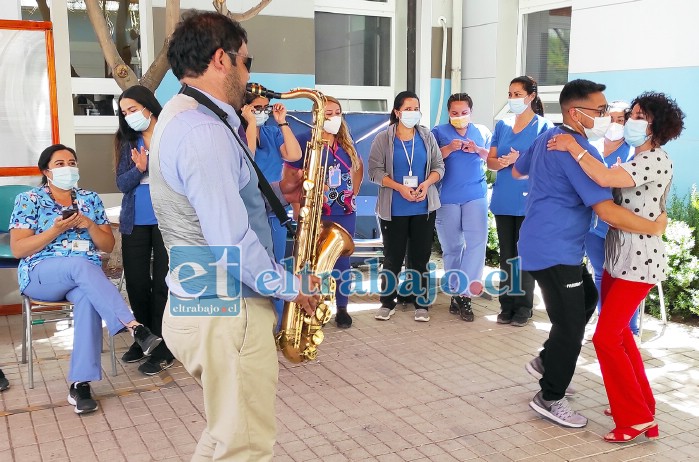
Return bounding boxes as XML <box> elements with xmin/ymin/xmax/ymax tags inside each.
<box><xmin>315</xmin><ymin>303</ymin><xmax>332</xmax><ymax>324</ymax></box>
<box><xmin>311</xmin><ymin>329</ymin><xmax>324</xmax><ymax>346</ymax></box>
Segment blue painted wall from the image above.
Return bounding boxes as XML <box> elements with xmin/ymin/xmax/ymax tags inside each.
<box><xmin>430</xmin><ymin>78</ymin><xmax>452</xmax><ymax>127</ymax></box>
<box><xmin>570</xmin><ymin>68</ymin><xmax>698</xmax><ymax>198</ymax></box>
<box><xmin>155</xmin><ymin>71</ymin><xmax>317</xmax><ymax>112</ymax></box>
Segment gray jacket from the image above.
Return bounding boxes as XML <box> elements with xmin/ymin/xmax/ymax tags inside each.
<box><xmin>368</xmin><ymin>124</ymin><xmax>445</xmax><ymax>221</ymax></box>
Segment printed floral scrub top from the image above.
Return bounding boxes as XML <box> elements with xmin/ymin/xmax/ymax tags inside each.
<box><xmin>9</xmin><ymin>185</ymin><xmax>109</xmax><ymax>291</ymax></box>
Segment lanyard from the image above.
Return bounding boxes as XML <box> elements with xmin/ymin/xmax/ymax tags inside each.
<box><xmin>400</xmin><ymin>135</ymin><xmax>416</xmax><ymax>176</ymax></box>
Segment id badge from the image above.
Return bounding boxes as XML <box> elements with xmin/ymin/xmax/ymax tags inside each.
<box><xmin>327</xmin><ymin>165</ymin><xmax>342</xmax><ymax>188</ymax></box>
<box><xmin>71</xmin><ymin>240</ymin><xmax>90</xmax><ymax>252</ymax></box>
<box><xmin>403</xmin><ymin>175</ymin><xmax>418</xmax><ymax>188</ymax></box>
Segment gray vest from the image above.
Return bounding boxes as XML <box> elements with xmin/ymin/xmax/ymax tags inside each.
<box><xmin>149</xmin><ymin>94</ymin><xmax>274</xmax><ymax>297</ymax></box>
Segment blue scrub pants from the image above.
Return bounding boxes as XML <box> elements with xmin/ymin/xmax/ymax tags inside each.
<box><xmin>268</xmin><ymin>213</ymin><xmax>288</xmax><ymax>327</ymax></box>
<box><xmin>585</xmin><ymin>231</ymin><xmax>639</xmax><ymax>335</ymax></box>
<box><xmin>23</xmin><ymin>257</ymin><xmax>135</xmax><ymax>383</ymax></box>
<box><xmin>327</xmin><ymin>213</ymin><xmax>356</xmax><ymax>308</ymax></box>
<box><xmin>436</xmin><ymin>197</ymin><xmax>488</xmax><ymax>296</ymax></box>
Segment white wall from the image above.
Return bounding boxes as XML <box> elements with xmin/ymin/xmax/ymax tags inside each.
<box><xmin>0</xmin><ymin>1</ymin><xmax>21</xmax><ymax>20</ymax></box>
<box><xmin>461</xmin><ymin>0</ymin><xmax>518</xmax><ymax>130</ymax></box>
<box><xmin>570</xmin><ymin>0</ymin><xmax>699</xmax><ymax>73</ymax></box>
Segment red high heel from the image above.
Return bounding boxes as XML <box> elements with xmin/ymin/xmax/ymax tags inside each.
<box><xmin>604</xmin><ymin>423</ymin><xmax>659</xmax><ymax>443</ymax></box>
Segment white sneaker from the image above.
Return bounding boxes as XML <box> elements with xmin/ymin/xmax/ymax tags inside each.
<box><xmin>529</xmin><ymin>391</ymin><xmax>587</xmax><ymax>428</ymax></box>
<box><xmin>375</xmin><ymin>306</ymin><xmax>396</xmax><ymax>320</ymax></box>
<box><xmin>414</xmin><ymin>309</ymin><xmax>430</xmax><ymax>322</ymax></box>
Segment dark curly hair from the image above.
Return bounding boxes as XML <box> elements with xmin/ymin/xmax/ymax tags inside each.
<box><xmin>168</xmin><ymin>11</ymin><xmax>247</xmax><ymax>80</ymax></box>
<box><xmin>630</xmin><ymin>92</ymin><xmax>685</xmax><ymax>146</ymax></box>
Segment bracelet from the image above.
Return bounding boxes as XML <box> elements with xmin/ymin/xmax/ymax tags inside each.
<box><xmin>278</xmin><ymin>122</ymin><xmax>289</xmax><ymax>127</ymax></box>
<box><xmin>576</xmin><ymin>149</ymin><xmax>588</xmax><ymax>163</ymax></box>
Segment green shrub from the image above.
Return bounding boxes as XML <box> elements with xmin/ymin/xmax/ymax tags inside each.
<box><xmin>646</xmin><ymin>205</ymin><xmax>699</xmax><ymax>317</ymax></box>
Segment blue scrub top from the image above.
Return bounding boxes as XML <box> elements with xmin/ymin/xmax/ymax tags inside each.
<box><xmin>589</xmin><ymin>142</ymin><xmax>634</xmax><ymax>238</ymax></box>
<box><xmin>391</xmin><ymin>135</ymin><xmax>428</xmax><ymax>216</ymax></box>
<box><xmin>489</xmin><ymin>115</ymin><xmax>554</xmax><ymax>216</ymax></box>
<box><xmin>255</xmin><ymin>125</ymin><xmax>285</xmax><ymax>182</ymax></box>
<box><xmin>431</xmin><ymin>123</ymin><xmax>492</xmax><ymax>205</ymax></box>
<box><xmin>514</xmin><ymin>126</ymin><xmax>613</xmax><ymax>271</ymax></box>
<box><xmin>133</xmin><ymin>137</ymin><xmax>157</xmax><ymax>225</ymax></box>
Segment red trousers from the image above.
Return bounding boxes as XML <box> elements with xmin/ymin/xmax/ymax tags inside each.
<box><xmin>592</xmin><ymin>271</ymin><xmax>655</xmax><ymax>427</ymax></box>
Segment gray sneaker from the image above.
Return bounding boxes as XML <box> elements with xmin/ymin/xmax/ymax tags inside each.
<box><xmin>529</xmin><ymin>391</ymin><xmax>587</xmax><ymax>428</ymax></box>
<box><xmin>526</xmin><ymin>357</ymin><xmax>576</xmax><ymax>397</ymax></box>
<box><xmin>375</xmin><ymin>306</ymin><xmax>396</xmax><ymax>320</ymax></box>
<box><xmin>414</xmin><ymin>309</ymin><xmax>430</xmax><ymax>322</ymax></box>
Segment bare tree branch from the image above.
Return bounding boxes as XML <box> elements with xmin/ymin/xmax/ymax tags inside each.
<box><xmin>84</xmin><ymin>0</ymin><xmax>139</xmax><ymax>90</ymax></box>
<box><xmin>141</xmin><ymin>0</ymin><xmax>179</xmax><ymax>91</ymax></box>
<box><xmin>212</xmin><ymin>0</ymin><xmax>272</xmax><ymax>22</ymax></box>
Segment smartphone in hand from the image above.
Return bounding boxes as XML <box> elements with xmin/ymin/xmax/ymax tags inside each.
<box><xmin>62</xmin><ymin>208</ymin><xmax>77</xmax><ymax>220</ymax></box>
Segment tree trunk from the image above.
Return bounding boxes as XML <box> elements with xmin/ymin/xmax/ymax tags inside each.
<box><xmin>84</xmin><ymin>0</ymin><xmax>139</xmax><ymax>90</ymax></box>
<box><xmin>213</xmin><ymin>0</ymin><xmax>273</xmax><ymax>22</ymax></box>
<box><xmin>140</xmin><ymin>0</ymin><xmax>179</xmax><ymax>92</ymax></box>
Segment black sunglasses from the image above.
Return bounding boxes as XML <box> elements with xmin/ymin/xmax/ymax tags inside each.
<box><xmin>226</xmin><ymin>51</ymin><xmax>253</xmax><ymax>72</ymax></box>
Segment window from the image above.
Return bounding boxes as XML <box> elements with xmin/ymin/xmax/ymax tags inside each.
<box><xmin>522</xmin><ymin>7</ymin><xmax>571</xmax><ymax>86</ymax></box>
<box><xmin>315</xmin><ymin>12</ymin><xmax>391</xmax><ymax>87</ymax></box>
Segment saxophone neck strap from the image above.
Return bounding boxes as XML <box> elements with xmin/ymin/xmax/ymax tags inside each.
<box><xmin>179</xmin><ymin>84</ymin><xmax>291</xmax><ymax>227</ymax></box>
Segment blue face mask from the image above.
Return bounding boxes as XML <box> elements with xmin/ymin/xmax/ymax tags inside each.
<box><xmin>49</xmin><ymin>166</ymin><xmax>80</xmax><ymax>190</ymax></box>
<box><xmin>399</xmin><ymin>110</ymin><xmax>421</xmax><ymax>128</ymax></box>
<box><xmin>508</xmin><ymin>97</ymin><xmax>529</xmax><ymax>115</ymax></box>
<box><xmin>125</xmin><ymin>108</ymin><xmax>151</xmax><ymax>132</ymax></box>
<box><xmin>623</xmin><ymin>118</ymin><xmax>651</xmax><ymax>147</ymax></box>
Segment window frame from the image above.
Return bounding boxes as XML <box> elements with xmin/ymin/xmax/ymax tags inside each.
<box><xmin>314</xmin><ymin>0</ymin><xmax>395</xmax><ymax>112</ymax></box>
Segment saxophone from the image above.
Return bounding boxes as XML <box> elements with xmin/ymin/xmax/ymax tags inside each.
<box><xmin>247</xmin><ymin>83</ymin><xmax>355</xmax><ymax>363</ymax></box>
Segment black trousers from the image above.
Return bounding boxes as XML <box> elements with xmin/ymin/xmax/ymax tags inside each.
<box><xmin>379</xmin><ymin>212</ymin><xmax>435</xmax><ymax>309</ymax></box>
<box><xmin>122</xmin><ymin>224</ymin><xmax>173</xmax><ymax>360</ymax></box>
<box><xmin>530</xmin><ymin>264</ymin><xmax>597</xmax><ymax>401</ymax></box>
<box><xmin>494</xmin><ymin>215</ymin><xmax>535</xmax><ymax>317</ymax></box>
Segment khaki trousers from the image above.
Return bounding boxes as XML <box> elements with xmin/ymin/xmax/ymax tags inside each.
<box><xmin>163</xmin><ymin>296</ymin><xmax>279</xmax><ymax>461</ymax></box>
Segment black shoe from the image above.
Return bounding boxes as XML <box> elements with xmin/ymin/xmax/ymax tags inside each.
<box><xmin>132</xmin><ymin>325</ymin><xmax>162</xmax><ymax>356</ymax></box>
<box><xmin>138</xmin><ymin>357</ymin><xmax>175</xmax><ymax>376</ymax></box>
<box><xmin>449</xmin><ymin>296</ymin><xmax>459</xmax><ymax>315</ymax></box>
<box><xmin>511</xmin><ymin>315</ymin><xmax>529</xmax><ymax>327</ymax></box>
<box><xmin>335</xmin><ymin>307</ymin><xmax>352</xmax><ymax>329</ymax></box>
<box><xmin>121</xmin><ymin>342</ymin><xmax>145</xmax><ymax>363</ymax></box>
<box><xmin>497</xmin><ymin>311</ymin><xmax>513</xmax><ymax>324</ymax></box>
<box><xmin>454</xmin><ymin>296</ymin><xmax>474</xmax><ymax>322</ymax></box>
<box><xmin>68</xmin><ymin>382</ymin><xmax>98</xmax><ymax>414</ymax></box>
<box><xmin>0</xmin><ymin>369</ymin><xmax>9</xmax><ymax>392</ymax></box>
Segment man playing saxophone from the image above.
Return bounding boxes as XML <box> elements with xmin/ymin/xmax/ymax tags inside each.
<box><xmin>149</xmin><ymin>11</ymin><xmax>319</xmax><ymax>461</ymax></box>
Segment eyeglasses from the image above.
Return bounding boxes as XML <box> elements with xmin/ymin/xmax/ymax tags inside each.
<box><xmin>253</xmin><ymin>105</ymin><xmax>273</xmax><ymax>115</ymax></box>
<box><xmin>226</xmin><ymin>51</ymin><xmax>253</xmax><ymax>72</ymax></box>
<box><xmin>575</xmin><ymin>105</ymin><xmax>610</xmax><ymax>118</ymax></box>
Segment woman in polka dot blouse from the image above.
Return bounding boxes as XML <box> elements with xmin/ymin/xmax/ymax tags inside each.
<box><xmin>548</xmin><ymin>92</ymin><xmax>685</xmax><ymax>443</ymax></box>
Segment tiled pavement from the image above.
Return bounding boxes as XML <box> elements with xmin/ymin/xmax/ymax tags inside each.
<box><xmin>2</xmin><ymin>287</ymin><xmax>699</xmax><ymax>461</ymax></box>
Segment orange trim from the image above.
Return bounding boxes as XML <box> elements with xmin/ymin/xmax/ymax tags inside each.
<box><xmin>0</xmin><ymin>20</ymin><xmax>58</xmax><ymax>172</ymax></box>
<box><xmin>0</xmin><ymin>304</ymin><xmax>21</xmax><ymax>316</ymax></box>
<box><xmin>0</xmin><ymin>20</ymin><xmax>52</xmax><ymax>31</ymax></box>
<box><xmin>0</xmin><ymin>167</ymin><xmax>41</xmax><ymax>177</ymax></box>
<box><xmin>45</xmin><ymin>28</ymin><xmax>60</xmax><ymax>144</ymax></box>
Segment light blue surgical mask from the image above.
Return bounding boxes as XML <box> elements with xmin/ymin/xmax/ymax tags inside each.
<box><xmin>508</xmin><ymin>97</ymin><xmax>528</xmax><ymax>115</ymax></box>
<box><xmin>49</xmin><ymin>166</ymin><xmax>80</xmax><ymax>190</ymax></box>
<box><xmin>125</xmin><ymin>108</ymin><xmax>151</xmax><ymax>132</ymax></box>
<box><xmin>623</xmin><ymin>118</ymin><xmax>651</xmax><ymax>147</ymax></box>
<box><xmin>399</xmin><ymin>110</ymin><xmax>421</xmax><ymax>128</ymax></box>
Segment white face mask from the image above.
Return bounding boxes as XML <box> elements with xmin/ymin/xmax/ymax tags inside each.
<box><xmin>48</xmin><ymin>166</ymin><xmax>80</xmax><ymax>190</ymax></box>
<box><xmin>605</xmin><ymin>122</ymin><xmax>625</xmax><ymax>141</ymax></box>
<box><xmin>576</xmin><ymin>109</ymin><xmax>611</xmax><ymax>141</ymax></box>
<box><xmin>254</xmin><ymin>112</ymin><xmax>269</xmax><ymax>127</ymax></box>
<box><xmin>399</xmin><ymin>110</ymin><xmax>421</xmax><ymax>128</ymax></box>
<box><xmin>323</xmin><ymin>115</ymin><xmax>342</xmax><ymax>135</ymax></box>
<box><xmin>125</xmin><ymin>108</ymin><xmax>151</xmax><ymax>132</ymax></box>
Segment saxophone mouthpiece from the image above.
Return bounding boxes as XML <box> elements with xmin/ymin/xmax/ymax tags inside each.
<box><xmin>246</xmin><ymin>83</ymin><xmax>282</xmax><ymax>100</ymax></box>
